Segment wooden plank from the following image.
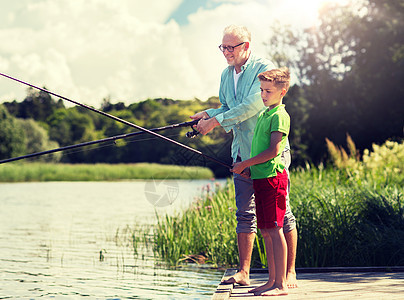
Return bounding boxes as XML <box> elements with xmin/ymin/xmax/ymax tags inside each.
<box><xmin>211</xmin><ymin>268</ymin><xmax>237</xmax><ymax>300</ymax></box>
<box><xmin>225</xmin><ymin>269</ymin><xmax>404</xmax><ymax>299</ymax></box>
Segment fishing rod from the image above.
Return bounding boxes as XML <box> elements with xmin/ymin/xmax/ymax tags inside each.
<box><xmin>0</xmin><ymin>72</ymin><xmax>229</xmax><ymax>168</ymax></box>
<box><xmin>0</xmin><ymin>120</ymin><xmax>199</xmax><ymax>164</ymax></box>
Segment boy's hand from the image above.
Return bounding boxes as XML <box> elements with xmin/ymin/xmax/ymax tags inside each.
<box><xmin>240</xmin><ymin>168</ymin><xmax>251</xmax><ymax>179</ymax></box>
<box><xmin>231</xmin><ymin>162</ymin><xmax>247</xmax><ymax>175</ymax></box>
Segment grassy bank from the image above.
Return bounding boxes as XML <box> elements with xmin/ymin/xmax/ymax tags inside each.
<box><xmin>149</xmin><ymin>139</ymin><xmax>404</xmax><ymax>268</ymax></box>
<box><xmin>0</xmin><ymin>162</ymin><xmax>214</xmax><ymax>182</ymax></box>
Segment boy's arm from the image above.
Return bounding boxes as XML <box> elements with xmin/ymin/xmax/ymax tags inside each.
<box><xmin>231</xmin><ymin>131</ymin><xmax>283</xmax><ymax>174</ymax></box>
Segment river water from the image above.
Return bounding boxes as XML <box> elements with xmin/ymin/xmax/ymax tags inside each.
<box><xmin>0</xmin><ymin>180</ymin><xmax>227</xmax><ymax>299</ymax></box>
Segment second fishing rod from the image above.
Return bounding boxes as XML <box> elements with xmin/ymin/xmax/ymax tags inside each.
<box><xmin>0</xmin><ymin>120</ymin><xmax>200</xmax><ymax>164</ymax></box>
<box><xmin>0</xmin><ymin>72</ymin><xmax>230</xmax><ymax>169</ymax></box>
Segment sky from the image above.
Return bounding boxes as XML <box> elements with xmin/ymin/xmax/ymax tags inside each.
<box><xmin>0</xmin><ymin>0</ymin><xmax>347</xmax><ymax>107</ymax></box>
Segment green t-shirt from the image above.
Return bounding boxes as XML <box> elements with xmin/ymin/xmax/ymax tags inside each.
<box><xmin>250</xmin><ymin>104</ymin><xmax>290</xmax><ymax>179</ymax></box>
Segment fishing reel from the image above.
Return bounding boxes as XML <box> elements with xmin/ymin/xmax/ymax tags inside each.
<box><xmin>184</xmin><ymin>118</ymin><xmax>202</xmax><ymax>138</ymax></box>
<box><xmin>186</xmin><ymin>127</ymin><xmax>200</xmax><ymax>138</ymax></box>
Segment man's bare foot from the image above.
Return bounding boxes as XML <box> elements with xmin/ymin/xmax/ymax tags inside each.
<box><xmin>221</xmin><ymin>270</ymin><xmax>250</xmax><ymax>286</ymax></box>
<box><xmin>260</xmin><ymin>284</ymin><xmax>288</xmax><ymax>296</ymax></box>
<box><xmin>286</xmin><ymin>271</ymin><xmax>298</xmax><ymax>288</ymax></box>
<box><xmin>248</xmin><ymin>280</ymin><xmax>274</xmax><ymax>294</ymax></box>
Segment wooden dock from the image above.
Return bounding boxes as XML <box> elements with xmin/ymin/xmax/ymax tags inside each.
<box><xmin>212</xmin><ymin>267</ymin><xmax>404</xmax><ymax>299</ymax></box>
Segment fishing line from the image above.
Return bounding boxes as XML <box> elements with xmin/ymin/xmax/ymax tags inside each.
<box><xmin>0</xmin><ymin>72</ymin><xmax>230</xmax><ymax>168</ymax></box>
<box><xmin>21</xmin><ymin>132</ymin><xmax>186</xmax><ymax>163</ymax></box>
<box><xmin>62</xmin><ymin>133</ymin><xmax>183</xmax><ymax>156</ymax></box>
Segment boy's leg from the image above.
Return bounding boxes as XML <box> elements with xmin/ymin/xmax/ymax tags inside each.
<box><xmin>248</xmin><ymin>229</ymin><xmax>275</xmax><ymax>294</ymax></box>
<box><xmin>251</xmin><ymin>172</ymin><xmax>288</xmax><ymax>296</ymax></box>
<box><xmin>260</xmin><ymin>227</ymin><xmax>288</xmax><ymax>296</ymax></box>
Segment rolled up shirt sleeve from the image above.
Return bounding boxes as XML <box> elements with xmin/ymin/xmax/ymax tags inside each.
<box><xmin>214</xmin><ymin>87</ymin><xmax>263</xmax><ymax>133</ymax></box>
<box><xmin>205</xmin><ymin>60</ymin><xmax>267</xmax><ymax>133</ymax></box>
<box><xmin>204</xmin><ymin>55</ymin><xmax>278</xmax><ymax>160</ymax></box>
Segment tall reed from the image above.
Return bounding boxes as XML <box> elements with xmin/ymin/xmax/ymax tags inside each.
<box><xmin>150</xmin><ymin>139</ymin><xmax>404</xmax><ymax>268</ymax></box>
<box><xmin>153</xmin><ymin>180</ymin><xmax>239</xmax><ymax>267</ymax></box>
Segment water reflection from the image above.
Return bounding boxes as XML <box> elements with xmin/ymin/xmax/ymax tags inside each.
<box><xmin>0</xmin><ymin>180</ymin><xmax>225</xmax><ymax>299</ymax></box>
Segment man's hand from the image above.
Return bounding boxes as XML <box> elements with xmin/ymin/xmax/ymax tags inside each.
<box><xmin>190</xmin><ymin>111</ymin><xmax>209</xmax><ymax>120</ymax></box>
<box><xmin>194</xmin><ymin>117</ymin><xmax>219</xmax><ymax>135</ymax></box>
<box><xmin>190</xmin><ymin>111</ymin><xmax>219</xmax><ymax>135</ymax></box>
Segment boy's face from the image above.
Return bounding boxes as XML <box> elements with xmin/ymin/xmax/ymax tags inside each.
<box><xmin>260</xmin><ymin>81</ymin><xmax>285</xmax><ymax>108</ymax></box>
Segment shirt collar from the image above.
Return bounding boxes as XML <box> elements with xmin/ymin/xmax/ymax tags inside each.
<box><xmin>228</xmin><ymin>52</ymin><xmax>253</xmax><ymax>72</ymax></box>
<box><xmin>240</xmin><ymin>52</ymin><xmax>252</xmax><ymax>71</ymax></box>
<box><xmin>264</xmin><ymin>104</ymin><xmax>285</xmax><ymax>115</ymax></box>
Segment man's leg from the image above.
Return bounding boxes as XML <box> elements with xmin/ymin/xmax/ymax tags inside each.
<box><xmin>282</xmin><ymin>150</ymin><xmax>298</xmax><ymax>288</ymax></box>
<box><xmin>222</xmin><ymin>232</ymin><xmax>254</xmax><ymax>285</ymax></box>
<box><xmin>283</xmin><ymin>196</ymin><xmax>298</xmax><ymax>288</ymax></box>
<box><xmin>284</xmin><ymin>227</ymin><xmax>297</xmax><ymax>287</ymax></box>
<box><xmin>222</xmin><ymin>170</ymin><xmax>256</xmax><ymax>285</ymax></box>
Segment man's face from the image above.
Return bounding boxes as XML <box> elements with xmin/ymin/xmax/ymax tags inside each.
<box><xmin>221</xmin><ymin>34</ymin><xmax>248</xmax><ymax>67</ymax></box>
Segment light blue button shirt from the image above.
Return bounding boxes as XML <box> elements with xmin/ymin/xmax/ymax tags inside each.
<box><xmin>205</xmin><ymin>54</ymin><xmax>289</xmax><ymax>162</ymax></box>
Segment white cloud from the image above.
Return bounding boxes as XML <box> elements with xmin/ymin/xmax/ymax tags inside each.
<box><xmin>0</xmin><ymin>0</ymin><xmax>193</xmax><ymax>106</ymax></box>
<box><xmin>0</xmin><ymin>0</ymin><xmax>333</xmax><ymax>106</ymax></box>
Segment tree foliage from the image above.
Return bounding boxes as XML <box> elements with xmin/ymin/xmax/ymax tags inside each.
<box><xmin>1</xmin><ymin>0</ymin><xmax>402</xmax><ymax>173</ymax></box>
<box><xmin>1</xmin><ymin>95</ymin><xmax>231</xmax><ymax>176</ymax></box>
<box><xmin>267</xmin><ymin>0</ymin><xmax>403</xmax><ymax>164</ymax></box>
<box><xmin>0</xmin><ymin>104</ymin><xmax>26</xmax><ymax>160</ymax></box>
<box><xmin>4</xmin><ymin>87</ymin><xmax>65</xmax><ymax>122</ymax></box>
<box><xmin>17</xmin><ymin>119</ymin><xmax>62</xmax><ymax>163</ymax></box>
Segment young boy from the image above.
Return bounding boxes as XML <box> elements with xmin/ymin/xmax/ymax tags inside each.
<box><xmin>231</xmin><ymin>67</ymin><xmax>291</xmax><ymax>296</ymax></box>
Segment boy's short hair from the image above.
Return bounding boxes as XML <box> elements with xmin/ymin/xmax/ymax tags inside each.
<box><xmin>223</xmin><ymin>25</ymin><xmax>251</xmax><ymax>42</ymax></box>
<box><xmin>258</xmin><ymin>67</ymin><xmax>291</xmax><ymax>91</ymax></box>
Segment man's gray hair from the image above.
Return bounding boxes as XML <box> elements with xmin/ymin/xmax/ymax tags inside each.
<box><xmin>223</xmin><ymin>25</ymin><xmax>251</xmax><ymax>42</ymax></box>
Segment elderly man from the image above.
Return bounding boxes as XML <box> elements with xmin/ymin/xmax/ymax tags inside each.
<box><xmin>190</xmin><ymin>25</ymin><xmax>298</xmax><ymax>288</ymax></box>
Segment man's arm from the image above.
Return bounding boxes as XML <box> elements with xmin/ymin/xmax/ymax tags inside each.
<box><xmin>211</xmin><ymin>60</ymin><xmax>272</xmax><ymax>133</ymax></box>
<box><xmin>215</xmin><ymin>77</ymin><xmax>263</xmax><ymax>132</ymax></box>
<box><xmin>191</xmin><ymin>78</ymin><xmax>263</xmax><ymax>135</ymax></box>
<box><xmin>190</xmin><ymin>72</ymin><xmax>230</xmax><ymax>135</ymax></box>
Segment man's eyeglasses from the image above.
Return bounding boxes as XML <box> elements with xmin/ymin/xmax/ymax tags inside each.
<box><xmin>218</xmin><ymin>42</ymin><xmax>245</xmax><ymax>52</ymax></box>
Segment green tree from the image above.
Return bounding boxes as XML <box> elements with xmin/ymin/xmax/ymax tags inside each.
<box><xmin>17</xmin><ymin>119</ymin><xmax>62</xmax><ymax>162</ymax></box>
<box><xmin>47</xmin><ymin>107</ymin><xmax>99</xmax><ymax>162</ymax></box>
<box><xmin>4</xmin><ymin>87</ymin><xmax>65</xmax><ymax>122</ymax></box>
<box><xmin>266</xmin><ymin>0</ymin><xmax>404</xmax><ymax>163</ymax></box>
<box><xmin>0</xmin><ymin>104</ymin><xmax>26</xmax><ymax>160</ymax></box>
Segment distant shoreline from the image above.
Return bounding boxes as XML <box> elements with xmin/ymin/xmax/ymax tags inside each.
<box><xmin>0</xmin><ymin>162</ymin><xmax>215</xmax><ymax>182</ymax></box>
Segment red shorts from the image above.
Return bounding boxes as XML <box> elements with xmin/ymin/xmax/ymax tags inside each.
<box><xmin>253</xmin><ymin>169</ymin><xmax>288</xmax><ymax>229</ymax></box>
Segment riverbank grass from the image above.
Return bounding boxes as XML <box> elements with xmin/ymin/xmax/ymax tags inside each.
<box><xmin>150</xmin><ymin>139</ymin><xmax>404</xmax><ymax>268</ymax></box>
<box><xmin>0</xmin><ymin>162</ymin><xmax>214</xmax><ymax>182</ymax></box>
